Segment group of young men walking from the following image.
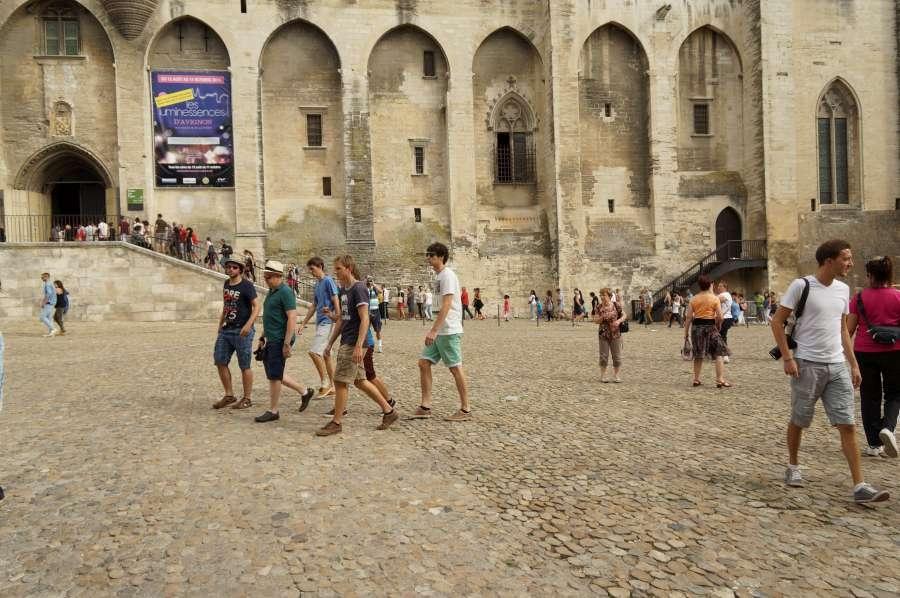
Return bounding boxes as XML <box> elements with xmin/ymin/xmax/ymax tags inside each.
<box><xmin>211</xmin><ymin>242</ymin><xmax>469</xmax><ymax>436</ymax></box>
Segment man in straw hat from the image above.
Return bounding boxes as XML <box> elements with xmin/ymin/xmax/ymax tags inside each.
<box><xmin>254</xmin><ymin>260</ymin><xmax>314</xmax><ymax>423</ymax></box>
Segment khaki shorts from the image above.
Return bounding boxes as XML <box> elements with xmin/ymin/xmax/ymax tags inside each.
<box><xmin>790</xmin><ymin>358</ymin><xmax>855</xmax><ymax>427</ymax></box>
<box><xmin>334</xmin><ymin>344</ymin><xmax>365</xmax><ymax>384</ymax></box>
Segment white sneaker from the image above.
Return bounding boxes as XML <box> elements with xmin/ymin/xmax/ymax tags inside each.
<box><xmin>376</xmin><ymin>341</ymin><xmax>383</xmax><ymax>354</ymax></box>
<box><xmin>863</xmin><ymin>445</ymin><xmax>885</xmax><ymax>458</ymax></box>
<box><xmin>879</xmin><ymin>429</ymin><xmax>898</xmax><ymax>458</ymax></box>
<box><xmin>723</xmin><ymin>356</ymin><xmax>730</xmax><ymax>364</ymax></box>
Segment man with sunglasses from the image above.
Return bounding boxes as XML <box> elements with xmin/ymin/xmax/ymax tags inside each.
<box><xmin>212</xmin><ymin>258</ymin><xmax>261</xmax><ymax>410</ymax></box>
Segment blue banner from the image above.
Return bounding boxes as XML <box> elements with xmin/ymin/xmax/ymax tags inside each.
<box><xmin>151</xmin><ymin>71</ymin><xmax>234</xmax><ymax>187</ymax></box>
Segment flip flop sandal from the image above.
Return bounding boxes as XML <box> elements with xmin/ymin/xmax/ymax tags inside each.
<box><xmin>692</xmin><ymin>380</ymin><xmax>702</xmax><ymax>387</ymax></box>
<box><xmin>231</xmin><ymin>397</ymin><xmax>253</xmax><ymax>409</ymax></box>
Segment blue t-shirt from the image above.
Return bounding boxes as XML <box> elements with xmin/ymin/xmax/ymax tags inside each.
<box><xmin>730</xmin><ymin>299</ymin><xmax>741</xmax><ymax>320</ymax></box>
<box><xmin>43</xmin><ymin>281</ymin><xmax>57</xmax><ymax>307</ymax></box>
<box><xmin>339</xmin><ymin>281</ymin><xmax>370</xmax><ymax>346</ymax></box>
<box><xmin>314</xmin><ymin>276</ymin><xmax>339</xmax><ymax>326</ymax></box>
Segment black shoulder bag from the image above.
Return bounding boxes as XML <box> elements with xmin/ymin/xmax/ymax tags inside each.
<box><xmin>769</xmin><ymin>278</ymin><xmax>809</xmax><ymax>360</ymax></box>
<box><xmin>615</xmin><ymin>302</ymin><xmax>629</xmax><ymax>333</ymax></box>
<box><xmin>856</xmin><ymin>292</ymin><xmax>900</xmax><ymax>346</ymax></box>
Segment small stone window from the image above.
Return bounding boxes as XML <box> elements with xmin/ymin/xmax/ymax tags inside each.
<box><xmin>692</xmin><ymin>103</ymin><xmax>710</xmax><ymax>135</ymax></box>
<box><xmin>414</xmin><ymin>207</ymin><xmax>422</xmax><ymax>222</ymax></box>
<box><xmin>322</xmin><ymin>177</ymin><xmax>332</xmax><ymax>197</ymax></box>
<box><xmin>43</xmin><ymin>7</ymin><xmax>79</xmax><ymax>56</ymax></box>
<box><xmin>423</xmin><ymin>51</ymin><xmax>436</xmax><ymax>77</ymax></box>
<box><xmin>604</xmin><ymin>103</ymin><xmax>612</xmax><ymax>118</ymax></box>
<box><xmin>306</xmin><ymin>114</ymin><xmax>323</xmax><ymax>147</ymax></box>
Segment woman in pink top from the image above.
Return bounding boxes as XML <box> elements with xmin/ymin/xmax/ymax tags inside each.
<box><xmin>848</xmin><ymin>256</ymin><xmax>900</xmax><ymax>458</ymax></box>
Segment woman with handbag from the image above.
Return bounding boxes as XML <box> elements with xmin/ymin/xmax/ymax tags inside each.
<box><xmin>847</xmin><ymin>256</ymin><xmax>900</xmax><ymax>457</ymax></box>
<box><xmin>592</xmin><ymin>288</ymin><xmax>626</xmax><ymax>383</ymax></box>
<box><xmin>684</xmin><ymin>275</ymin><xmax>731</xmax><ymax>388</ymax></box>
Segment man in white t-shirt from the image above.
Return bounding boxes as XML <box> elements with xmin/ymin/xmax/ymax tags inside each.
<box><xmin>717</xmin><ymin>281</ymin><xmax>734</xmax><ymax>362</ymax></box>
<box><xmin>411</xmin><ymin>242</ymin><xmax>470</xmax><ymax>421</ymax></box>
<box><xmin>772</xmin><ymin>239</ymin><xmax>889</xmax><ymax>504</ymax></box>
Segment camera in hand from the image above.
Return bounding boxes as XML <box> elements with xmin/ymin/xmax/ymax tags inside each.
<box><xmin>769</xmin><ymin>335</ymin><xmax>797</xmax><ymax>361</ymax></box>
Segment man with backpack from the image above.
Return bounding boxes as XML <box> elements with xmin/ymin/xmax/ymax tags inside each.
<box><xmin>771</xmin><ymin>239</ymin><xmax>889</xmax><ymax>504</ymax></box>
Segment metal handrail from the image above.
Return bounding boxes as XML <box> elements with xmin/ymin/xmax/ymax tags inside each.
<box><xmin>650</xmin><ymin>240</ymin><xmax>767</xmax><ymax>307</ymax></box>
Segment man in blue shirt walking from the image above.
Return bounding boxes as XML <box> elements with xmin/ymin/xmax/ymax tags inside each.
<box><xmin>39</xmin><ymin>272</ymin><xmax>57</xmax><ymax>337</ymax></box>
<box><xmin>298</xmin><ymin>256</ymin><xmax>340</xmax><ymax>398</ymax></box>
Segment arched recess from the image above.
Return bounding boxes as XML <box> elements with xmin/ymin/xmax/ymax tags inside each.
<box><xmin>0</xmin><ymin>0</ymin><xmax>117</xmax><ymax>215</ymax></box>
<box><xmin>146</xmin><ymin>17</ymin><xmax>234</xmax><ymax>241</ymax></box>
<box><xmin>677</xmin><ymin>26</ymin><xmax>744</xmax><ymax>171</ymax></box>
<box><xmin>578</xmin><ymin>23</ymin><xmax>650</xmax><ymax>210</ymax></box>
<box><xmin>368</xmin><ymin>24</ymin><xmax>449</xmax><ymax>246</ymax></box>
<box><xmin>260</xmin><ymin>20</ymin><xmax>343</xmax><ymax>253</ymax></box>
<box><xmin>816</xmin><ymin>78</ymin><xmax>861</xmax><ymax>206</ymax></box>
<box><xmin>473</xmin><ymin>27</ymin><xmax>546</xmax><ymax>209</ymax></box>
<box><xmin>12</xmin><ymin>142</ymin><xmax>115</xmax><ymax>235</ymax></box>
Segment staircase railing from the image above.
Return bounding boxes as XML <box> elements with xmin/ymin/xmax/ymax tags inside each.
<box><xmin>650</xmin><ymin>239</ymin><xmax>767</xmax><ymax>308</ymax></box>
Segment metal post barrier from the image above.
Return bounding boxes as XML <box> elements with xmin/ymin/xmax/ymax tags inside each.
<box><xmin>497</xmin><ymin>305</ymin><xmax>500</xmax><ymax>327</ymax></box>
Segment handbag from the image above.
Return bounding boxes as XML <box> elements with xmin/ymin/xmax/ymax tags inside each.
<box><xmin>681</xmin><ymin>337</ymin><xmax>693</xmax><ymax>361</ymax></box>
<box><xmin>856</xmin><ymin>292</ymin><xmax>900</xmax><ymax>345</ymax></box>
<box><xmin>769</xmin><ymin>278</ymin><xmax>809</xmax><ymax>360</ymax></box>
<box><xmin>615</xmin><ymin>302</ymin><xmax>629</xmax><ymax>333</ymax></box>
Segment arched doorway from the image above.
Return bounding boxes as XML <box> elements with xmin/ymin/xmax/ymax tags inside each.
<box><xmin>12</xmin><ymin>142</ymin><xmax>115</xmax><ymax>240</ymax></box>
<box><xmin>715</xmin><ymin>207</ymin><xmax>741</xmax><ymax>260</ymax></box>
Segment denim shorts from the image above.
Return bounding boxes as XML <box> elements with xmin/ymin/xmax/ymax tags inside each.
<box><xmin>214</xmin><ymin>327</ymin><xmax>255</xmax><ymax>370</ymax></box>
<box><xmin>790</xmin><ymin>358</ymin><xmax>855</xmax><ymax>427</ymax></box>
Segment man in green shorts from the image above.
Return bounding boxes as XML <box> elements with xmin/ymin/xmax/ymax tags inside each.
<box><xmin>411</xmin><ymin>242</ymin><xmax>471</xmax><ymax>421</ymax></box>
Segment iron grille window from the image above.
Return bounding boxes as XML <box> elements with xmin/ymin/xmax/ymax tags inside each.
<box><xmin>817</xmin><ymin>117</ymin><xmax>832</xmax><ymax>204</ymax></box>
<box><xmin>322</xmin><ymin>177</ymin><xmax>332</xmax><ymax>196</ymax></box>
<box><xmin>833</xmin><ymin>118</ymin><xmax>849</xmax><ymax>204</ymax></box>
<box><xmin>306</xmin><ymin>114</ymin><xmax>323</xmax><ymax>147</ymax></box>
<box><xmin>44</xmin><ymin>16</ymin><xmax>79</xmax><ymax>56</ymax></box>
<box><xmin>413</xmin><ymin>146</ymin><xmax>425</xmax><ymax>174</ymax></box>
<box><xmin>423</xmin><ymin>51</ymin><xmax>436</xmax><ymax>77</ymax></box>
<box><xmin>495</xmin><ymin>132</ymin><xmax>535</xmax><ymax>184</ymax></box>
<box><xmin>693</xmin><ymin>103</ymin><xmax>710</xmax><ymax>135</ymax></box>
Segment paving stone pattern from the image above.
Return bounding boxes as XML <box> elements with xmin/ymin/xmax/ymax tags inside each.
<box><xmin>0</xmin><ymin>319</ymin><xmax>898</xmax><ymax>597</ymax></box>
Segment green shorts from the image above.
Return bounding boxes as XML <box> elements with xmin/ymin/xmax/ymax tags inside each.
<box><xmin>421</xmin><ymin>333</ymin><xmax>463</xmax><ymax>368</ymax></box>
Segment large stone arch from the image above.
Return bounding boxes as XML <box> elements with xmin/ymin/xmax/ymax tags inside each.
<box><xmin>146</xmin><ymin>15</ymin><xmax>231</xmax><ymax>70</ymax></box>
<box><xmin>14</xmin><ymin>141</ymin><xmax>114</xmax><ymax>192</ymax></box>
<box><xmin>578</xmin><ymin>22</ymin><xmax>651</xmax><ymax>218</ymax></box>
<box><xmin>472</xmin><ymin>27</ymin><xmax>547</xmax><ymax>209</ymax></box>
<box><xmin>676</xmin><ymin>25</ymin><xmax>744</xmax><ymax>172</ymax></box>
<box><xmin>259</xmin><ymin>19</ymin><xmax>344</xmax><ymax>257</ymax></box>
<box><xmin>368</xmin><ymin>24</ymin><xmax>450</xmax><ymax>251</ymax></box>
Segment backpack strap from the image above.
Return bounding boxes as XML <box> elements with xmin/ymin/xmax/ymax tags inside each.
<box><xmin>794</xmin><ymin>277</ymin><xmax>811</xmax><ymax>319</ymax></box>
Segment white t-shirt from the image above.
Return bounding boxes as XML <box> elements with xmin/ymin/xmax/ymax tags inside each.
<box><xmin>425</xmin><ymin>291</ymin><xmax>433</xmax><ymax>306</ymax></box>
<box><xmin>383</xmin><ymin>288</ymin><xmax>390</xmax><ymax>303</ymax></box>
<box><xmin>781</xmin><ymin>275</ymin><xmax>849</xmax><ymax>363</ymax></box>
<box><xmin>718</xmin><ymin>292</ymin><xmax>734</xmax><ymax>320</ymax></box>
<box><xmin>433</xmin><ymin>267</ymin><xmax>463</xmax><ymax>335</ymax></box>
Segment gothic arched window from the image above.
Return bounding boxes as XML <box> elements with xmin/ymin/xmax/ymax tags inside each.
<box><xmin>817</xmin><ymin>80</ymin><xmax>860</xmax><ymax>205</ymax></box>
<box><xmin>492</xmin><ymin>94</ymin><xmax>535</xmax><ymax>184</ymax></box>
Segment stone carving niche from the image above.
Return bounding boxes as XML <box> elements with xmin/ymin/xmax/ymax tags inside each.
<box><xmin>52</xmin><ymin>101</ymin><xmax>72</xmax><ymax>137</ymax></box>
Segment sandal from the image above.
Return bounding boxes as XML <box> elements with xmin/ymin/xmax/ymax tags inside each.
<box><xmin>231</xmin><ymin>397</ymin><xmax>253</xmax><ymax>410</ymax></box>
<box><xmin>716</xmin><ymin>381</ymin><xmax>732</xmax><ymax>388</ymax></box>
<box><xmin>692</xmin><ymin>380</ymin><xmax>702</xmax><ymax>387</ymax></box>
<box><xmin>213</xmin><ymin>395</ymin><xmax>236</xmax><ymax>409</ymax></box>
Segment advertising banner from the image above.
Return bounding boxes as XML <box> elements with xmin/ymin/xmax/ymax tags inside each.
<box><xmin>150</xmin><ymin>71</ymin><xmax>234</xmax><ymax>187</ymax></box>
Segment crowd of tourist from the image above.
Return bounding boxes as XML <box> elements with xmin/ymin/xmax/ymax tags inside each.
<box><xmin>29</xmin><ymin>235</ymin><xmax>898</xmax><ymax>506</ymax></box>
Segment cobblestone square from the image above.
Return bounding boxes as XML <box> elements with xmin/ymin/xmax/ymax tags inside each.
<box><xmin>0</xmin><ymin>318</ymin><xmax>898</xmax><ymax>597</ymax></box>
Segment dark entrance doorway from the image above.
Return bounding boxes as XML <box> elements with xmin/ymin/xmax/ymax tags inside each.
<box><xmin>715</xmin><ymin>207</ymin><xmax>741</xmax><ymax>260</ymax></box>
<box><xmin>47</xmin><ymin>162</ymin><xmax>107</xmax><ymax>226</ymax></box>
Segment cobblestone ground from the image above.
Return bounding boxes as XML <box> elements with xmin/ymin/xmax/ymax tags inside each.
<box><xmin>0</xmin><ymin>317</ymin><xmax>898</xmax><ymax>597</ymax></box>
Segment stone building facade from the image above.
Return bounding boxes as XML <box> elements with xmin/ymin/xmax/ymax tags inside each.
<box><xmin>0</xmin><ymin>0</ymin><xmax>897</xmax><ymax>308</ymax></box>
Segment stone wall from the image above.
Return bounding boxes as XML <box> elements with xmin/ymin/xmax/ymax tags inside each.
<box><xmin>0</xmin><ymin>242</ymin><xmax>293</xmax><ymax>322</ymax></box>
<box><xmin>796</xmin><ymin>210</ymin><xmax>900</xmax><ymax>291</ymax></box>
<box><xmin>0</xmin><ymin>0</ymin><xmax>896</xmax><ymax>314</ymax></box>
